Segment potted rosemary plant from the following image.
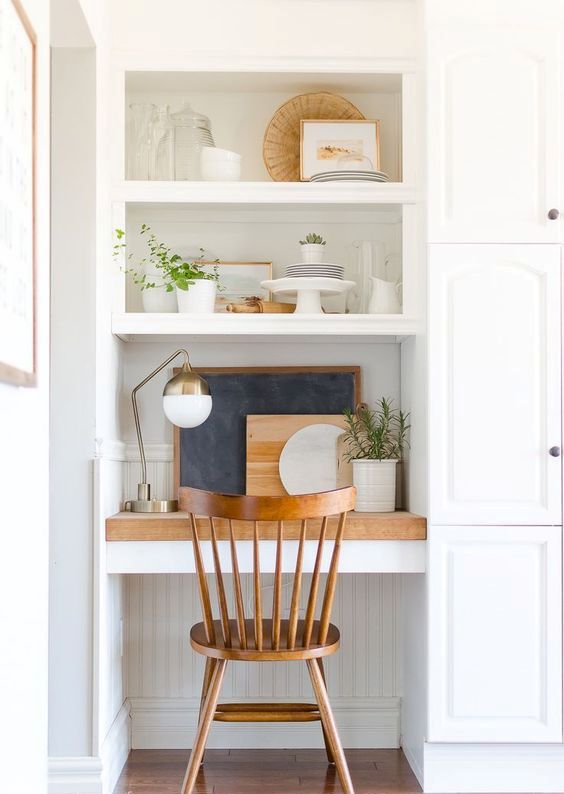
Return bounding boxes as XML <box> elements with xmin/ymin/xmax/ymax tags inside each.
<box><xmin>342</xmin><ymin>399</ymin><xmax>410</xmax><ymax>512</ymax></box>
<box><xmin>299</xmin><ymin>232</ymin><xmax>326</xmax><ymax>263</ymax></box>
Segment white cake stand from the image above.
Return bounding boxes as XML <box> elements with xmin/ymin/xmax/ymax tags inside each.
<box><xmin>261</xmin><ymin>277</ymin><xmax>356</xmax><ymax>314</ymax></box>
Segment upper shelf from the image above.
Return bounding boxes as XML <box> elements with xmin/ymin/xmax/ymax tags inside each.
<box><xmin>112</xmin><ymin>180</ymin><xmax>416</xmax><ymax>207</ymax></box>
<box><xmin>112</xmin><ymin>312</ymin><xmax>419</xmax><ymax>341</ymax></box>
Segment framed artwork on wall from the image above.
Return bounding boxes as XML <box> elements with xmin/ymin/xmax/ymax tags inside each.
<box><xmin>300</xmin><ymin>119</ymin><xmax>380</xmax><ymax>180</ymax></box>
<box><xmin>0</xmin><ymin>0</ymin><xmax>36</xmax><ymax>386</ymax></box>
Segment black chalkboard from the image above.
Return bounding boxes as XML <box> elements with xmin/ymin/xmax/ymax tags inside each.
<box><xmin>174</xmin><ymin>367</ymin><xmax>360</xmax><ymax>495</ymax></box>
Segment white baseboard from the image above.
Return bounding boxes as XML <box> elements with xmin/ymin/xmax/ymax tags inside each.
<box><xmin>129</xmin><ymin>696</ymin><xmax>400</xmax><ymax>750</ymax></box>
<box><xmin>424</xmin><ymin>742</ymin><xmax>564</xmax><ymax>793</ymax></box>
<box><xmin>100</xmin><ymin>702</ymin><xmax>131</xmax><ymax>794</ymax></box>
<box><xmin>48</xmin><ymin>757</ymin><xmax>102</xmax><ymax>794</ymax></box>
<box><xmin>49</xmin><ymin>703</ymin><xmax>131</xmax><ymax>794</ymax></box>
<box><xmin>402</xmin><ymin>740</ymin><xmax>424</xmax><ymax>789</ymax></box>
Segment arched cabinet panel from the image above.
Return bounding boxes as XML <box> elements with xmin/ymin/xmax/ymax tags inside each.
<box><xmin>429</xmin><ymin>244</ymin><xmax>561</xmax><ymax>525</ymax></box>
<box><xmin>428</xmin><ymin>29</ymin><xmax>561</xmax><ymax>242</ymax></box>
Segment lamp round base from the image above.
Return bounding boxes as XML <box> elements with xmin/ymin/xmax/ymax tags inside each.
<box><xmin>125</xmin><ymin>499</ymin><xmax>179</xmax><ymax>513</ymax></box>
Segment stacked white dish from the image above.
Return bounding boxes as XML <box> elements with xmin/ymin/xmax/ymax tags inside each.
<box><xmin>285</xmin><ymin>262</ymin><xmax>344</xmax><ymax>280</ymax></box>
<box><xmin>310</xmin><ymin>170</ymin><xmax>389</xmax><ymax>183</ymax></box>
<box><xmin>201</xmin><ymin>147</ymin><xmax>242</xmax><ymax>181</ymax></box>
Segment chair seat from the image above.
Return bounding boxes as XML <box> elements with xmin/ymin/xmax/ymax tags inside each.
<box><xmin>190</xmin><ymin>618</ymin><xmax>340</xmax><ymax>661</ymax></box>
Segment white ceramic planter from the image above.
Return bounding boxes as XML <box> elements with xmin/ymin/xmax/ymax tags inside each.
<box><xmin>300</xmin><ymin>243</ymin><xmax>325</xmax><ymax>264</ymax></box>
<box><xmin>141</xmin><ymin>285</ymin><xmax>177</xmax><ymax>313</ymax></box>
<box><xmin>352</xmin><ymin>459</ymin><xmax>398</xmax><ymax>512</ymax></box>
<box><xmin>176</xmin><ymin>279</ymin><xmax>216</xmax><ymax>313</ymax></box>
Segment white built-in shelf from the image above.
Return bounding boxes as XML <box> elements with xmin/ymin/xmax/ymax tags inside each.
<box><xmin>113</xmin><ymin>180</ymin><xmax>415</xmax><ymax>207</ymax></box>
<box><xmin>112</xmin><ymin>312</ymin><xmax>418</xmax><ymax>341</ymax></box>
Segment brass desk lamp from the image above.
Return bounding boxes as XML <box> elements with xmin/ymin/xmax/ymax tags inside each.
<box><xmin>125</xmin><ymin>348</ymin><xmax>212</xmax><ymax>513</ymax></box>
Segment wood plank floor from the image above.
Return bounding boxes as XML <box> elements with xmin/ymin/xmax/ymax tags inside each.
<box><xmin>114</xmin><ymin>749</ymin><xmax>422</xmax><ymax>794</ymax></box>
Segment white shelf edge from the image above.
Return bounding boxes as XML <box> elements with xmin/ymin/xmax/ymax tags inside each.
<box><xmin>111</xmin><ymin>180</ymin><xmax>416</xmax><ymax>206</ymax></box>
<box><xmin>112</xmin><ymin>312</ymin><xmax>419</xmax><ymax>340</ymax></box>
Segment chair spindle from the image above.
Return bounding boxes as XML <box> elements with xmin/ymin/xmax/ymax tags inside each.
<box><xmin>209</xmin><ymin>517</ymin><xmax>231</xmax><ymax>647</ymax></box>
<box><xmin>190</xmin><ymin>513</ymin><xmax>216</xmax><ymax>644</ymax></box>
<box><xmin>253</xmin><ymin>520</ymin><xmax>263</xmax><ymax>650</ymax></box>
<box><xmin>287</xmin><ymin>519</ymin><xmax>307</xmax><ymax>650</ymax></box>
<box><xmin>317</xmin><ymin>512</ymin><xmax>347</xmax><ymax>645</ymax></box>
<box><xmin>228</xmin><ymin>519</ymin><xmax>247</xmax><ymax>649</ymax></box>
<box><xmin>302</xmin><ymin>516</ymin><xmax>328</xmax><ymax>648</ymax></box>
<box><xmin>272</xmin><ymin>520</ymin><xmax>283</xmax><ymax>650</ymax></box>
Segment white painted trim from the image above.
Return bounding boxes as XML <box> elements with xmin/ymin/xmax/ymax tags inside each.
<box><xmin>402</xmin><ymin>741</ymin><xmax>424</xmax><ymax>789</ymax></box>
<box><xmin>125</xmin><ymin>442</ymin><xmax>173</xmax><ymax>462</ymax></box>
<box><xmin>100</xmin><ymin>702</ymin><xmax>131</xmax><ymax>794</ymax></box>
<box><xmin>106</xmin><ymin>539</ymin><xmax>426</xmax><ymax>574</ymax></box>
<box><xmin>424</xmin><ymin>742</ymin><xmax>564</xmax><ymax>793</ymax></box>
<box><xmin>129</xmin><ymin>696</ymin><xmax>400</xmax><ymax>750</ymax></box>
<box><xmin>111</xmin><ymin>52</ymin><xmax>417</xmax><ymax>75</ymax></box>
<box><xmin>48</xmin><ymin>757</ymin><xmax>102</xmax><ymax>794</ymax></box>
<box><xmin>49</xmin><ymin>704</ymin><xmax>131</xmax><ymax>794</ymax></box>
<box><xmin>94</xmin><ymin>438</ymin><xmax>127</xmax><ymax>462</ymax></box>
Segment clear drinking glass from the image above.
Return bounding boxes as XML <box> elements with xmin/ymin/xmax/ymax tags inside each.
<box><xmin>150</xmin><ymin>106</ymin><xmax>173</xmax><ymax>180</ymax></box>
<box><xmin>169</xmin><ymin>103</ymin><xmax>215</xmax><ymax>180</ymax></box>
<box><xmin>127</xmin><ymin>103</ymin><xmax>156</xmax><ymax>180</ymax></box>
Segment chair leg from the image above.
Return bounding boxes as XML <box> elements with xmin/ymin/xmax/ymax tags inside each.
<box><xmin>317</xmin><ymin>659</ymin><xmax>335</xmax><ymax>764</ymax></box>
<box><xmin>181</xmin><ymin>658</ymin><xmax>227</xmax><ymax>794</ymax></box>
<box><xmin>307</xmin><ymin>658</ymin><xmax>354</xmax><ymax>794</ymax></box>
<box><xmin>197</xmin><ymin>658</ymin><xmax>216</xmax><ymax>767</ymax></box>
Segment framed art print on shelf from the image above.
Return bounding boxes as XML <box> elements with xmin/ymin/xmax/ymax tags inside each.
<box><xmin>0</xmin><ymin>0</ymin><xmax>36</xmax><ymax>386</ymax></box>
<box><xmin>300</xmin><ymin>119</ymin><xmax>380</xmax><ymax>180</ymax></box>
<box><xmin>200</xmin><ymin>261</ymin><xmax>273</xmax><ymax>311</ymax></box>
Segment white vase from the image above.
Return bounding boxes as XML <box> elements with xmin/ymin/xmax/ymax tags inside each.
<box><xmin>176</xmin><ymin>280</ymin><xmax>216</xmax><ymax>313</ymax></box>
<box><xmin>352</xmin><ymin>459</ymin><xmax>398</xmax><ymax>512</ymax></box>
<box><xmin>141</xmin><ymin>286</ymin><xmax>177</xmax><ymax>313</ymax></box>
<box><xmin>300</xmin><ymin>243</ymin><xmax>325</xmax><ymax>264</ymax></box>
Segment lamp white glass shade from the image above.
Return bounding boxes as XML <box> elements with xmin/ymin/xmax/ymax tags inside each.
<box><xmin>162</xmin><ymin>394</ymin><xmax>212</xmax><ymax>428</ymax></box>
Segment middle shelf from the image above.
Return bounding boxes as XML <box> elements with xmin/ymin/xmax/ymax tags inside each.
<box><xmin>112</xmin><ymin>312</ymin><xmax>419</xmax><ymax>340</ymax></box>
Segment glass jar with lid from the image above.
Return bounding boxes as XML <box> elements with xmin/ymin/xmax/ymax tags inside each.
<box><xmin>169</xmin><ymin>103</ymin><xmax>215</xmax><ymax>180</ymax></box>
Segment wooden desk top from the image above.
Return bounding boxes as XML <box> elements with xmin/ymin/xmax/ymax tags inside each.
<box><xmin>105</xmin><ymin>510</ymin><xmax>426</xmax><ymax>542</ymax></box>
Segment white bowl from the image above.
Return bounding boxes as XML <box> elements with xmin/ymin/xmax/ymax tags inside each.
<box><xmin>201</xmin><ymin>160</ymin><xmax>241</xmax><ymax>181</ymax></box>
<box><xmin>201</xmin><ymin>147</ymin><xmax>242</xmax><ymax>162</ymax></box>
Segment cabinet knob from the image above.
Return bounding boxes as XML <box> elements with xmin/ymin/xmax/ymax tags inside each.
<box><xmin>548</xmin><ymin>208</ymin><xmax>560</xmax><ymax>220</ymax></box>
<box><xmin>549</xmin><ymin>446</ymin><xmax>561</xmax><ymax>457</ymax></box>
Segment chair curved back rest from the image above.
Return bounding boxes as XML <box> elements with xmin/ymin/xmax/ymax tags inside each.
<box><xmin>179</xmin><ymin>486</ymin><xmax>356</xmax><ymax>652</ymax></box>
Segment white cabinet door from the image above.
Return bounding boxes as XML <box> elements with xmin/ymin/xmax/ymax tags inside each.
<box><xmin>428</xmin><ymin>525</ymin><xmax>562</xmax><ymax>743</ymax></box>
<box><xmin>428</xmin><ymin>27</ymin><xmax>561</xmax><ymax>242</ymax></box>
<box><xmin>429</xmin><ymin>245</ymin><xmax>561</xmax><ymax>525</ymax></box>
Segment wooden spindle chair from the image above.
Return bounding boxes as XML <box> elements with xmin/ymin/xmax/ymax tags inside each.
<box><xmin>178</xmin><ymin>485</ymin><xmax>357</xmax><ymax>794</ymax></box>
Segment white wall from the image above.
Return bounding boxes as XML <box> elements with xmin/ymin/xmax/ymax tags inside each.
<box><xmin>49</xmin><ymin>45</ymin><xmax>97</xmax><ymax>758</ymax></box>
<box><xmin>0</xmin><ymin>0</ymin><xmax>50</xmax><ymax>791</ymax></box>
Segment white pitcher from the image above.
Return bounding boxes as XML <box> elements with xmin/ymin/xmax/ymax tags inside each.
<box><xmin>367</xmin><ymin>277</ymin><xmax>402</xmax><ymax>314</ymax></box>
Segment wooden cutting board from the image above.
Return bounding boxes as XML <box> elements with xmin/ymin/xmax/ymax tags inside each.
<box><xmin>246</xmin><ymin>414</ymin><xmax>351</xmax><ymax>496</ymax></box>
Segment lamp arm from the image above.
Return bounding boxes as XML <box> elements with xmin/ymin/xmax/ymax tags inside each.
<box><xmin>131</xmin><ymin>348</ymin><xmax>190</xmax><ymax>484</ymax></box>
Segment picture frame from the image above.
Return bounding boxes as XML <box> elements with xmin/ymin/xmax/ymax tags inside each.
<box><xmin>0</xmin><ymin>0</ymin><xmax>36</xmax><ymax>386</ymax></box>
<box><xmin>199</xmin><ymin>261</ymin><xmax>273</xmax><ymax>311</ymax></box>
<box><xmin>300</xmin><ymin>119</ymin><xmax>380</xmax><ymax>181</ymax></box>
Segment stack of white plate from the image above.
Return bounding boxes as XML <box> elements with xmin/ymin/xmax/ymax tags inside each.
<box><xmin>309</xmin><ymin>170</ymin><xmax>390</xmax><ymax>183</ymax></box>
<box><xmin>285</xmin><ymin>263</ymin><xmax>344</xmax><ymax>279</ymax></box>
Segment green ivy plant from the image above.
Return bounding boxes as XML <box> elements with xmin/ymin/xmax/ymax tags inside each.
<box><xmin>341</xmin><ymin>399</ymin><xmax>410</xmax><ymax>461</ymax></box>
<box><xmin>113</xmin><ymin>224</ymin><xmax>220</xmax><ymax>292</ymax></box>
<box><xmin>299</xmin><ymin>232</ymin><xmax>326</xmax><ymax>245</ymax></box>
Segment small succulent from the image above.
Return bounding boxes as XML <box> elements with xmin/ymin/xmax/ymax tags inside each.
<box><xmin>299</xmin><ymin>233</ymin><xmax>326</xmax><ymax>245</ymax></box>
